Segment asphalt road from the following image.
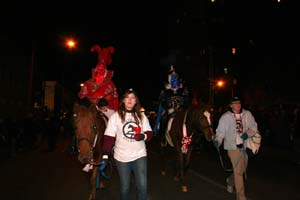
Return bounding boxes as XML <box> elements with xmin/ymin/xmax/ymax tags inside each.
<box><xmin>1</xmin><ymin>137</ymin><xmax>300</xmax><ymax>200</ymax></box>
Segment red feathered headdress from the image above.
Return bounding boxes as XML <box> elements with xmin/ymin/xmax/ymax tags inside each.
<box><xmin>90</xmin><ymin>44</ymin><xmax>115</xmax><ymax>66</ymax></box>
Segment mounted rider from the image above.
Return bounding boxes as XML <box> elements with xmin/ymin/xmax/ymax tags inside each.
<box><xmin>160</xmin><ymin>65</ymin><xmax>189</xmax><ymax>116</ymax></box>
<box><xmin>154</xmin><ymin>65</ymin><xmax>189</xmax><ymax>143</ymax></box>
<box><xmin>74</xmin><ymin>44</ymin><xmax>118</xmax><ymax>190</ymax></box>
<box><xmin>78</xmin><ymin>44</ymin><xmax>119</xmax><ymax>111</ymax></box>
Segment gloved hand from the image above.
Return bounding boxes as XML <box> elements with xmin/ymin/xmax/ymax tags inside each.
<box><xmin>134</xmin><ymin>133</ymin><xmax>145</xmax><ymax>141</ymax></box>
<box><xmin>101</xmin><ymin>153</ymin><xmax>109</xmax><ymax>166</ymax></box>
<box><xmin>82</xmin><ymin>163</ymin><xmax>93</xmax><ymax>172</ymax></box>
<box><xmin>241</xmin><ymin>133</ymin><xmax>248</xmax><ymax>141</ymax></box>
<box><xmin>213</xmin><ymin>140</ymin><xmax>219</xmax><ymax>149</ymax></box>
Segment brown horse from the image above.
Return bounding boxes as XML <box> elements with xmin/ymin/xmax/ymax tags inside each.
<box><xmin>160</xmin><ymin>103</ymin><xmax>215</xmax><ymax>192</ymax></box>
<box><xmin>73</xmin><ymin>102</ymin><xmax>109</xmax><ymax>200</ymax></box>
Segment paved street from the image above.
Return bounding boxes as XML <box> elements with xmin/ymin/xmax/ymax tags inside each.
<box><xmin>1</xmin><ymin>137</ymin><xmax>300</xmax><ymax>200</ymax></box>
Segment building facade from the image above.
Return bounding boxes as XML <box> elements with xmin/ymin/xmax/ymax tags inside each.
<box><xmin>0</xmin><ymin>34</ymin><xmax>31</xmax><ymax>119</ymax></box>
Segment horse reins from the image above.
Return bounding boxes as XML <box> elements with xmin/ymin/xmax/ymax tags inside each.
<box><xmin>215</xmin><ymin>147</ymin><xmax>233</xmax><ymax>172</ymax></box>
<box><xmin>77</xmin><ymin>114</ymin><xmax>112</xmax><ymax>179</ymax></box>
<box><xmin>77</xmin><ymin>127</ymin><xmax>99</xmax><ymax>153</ymax></box>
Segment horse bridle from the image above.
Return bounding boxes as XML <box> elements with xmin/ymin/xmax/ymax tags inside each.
<box><xmin>197</xmin><ymin>110</ymin><xmax>215</xmax><ymax>140</ymax></box>
<box><xmin>76</xmin><ymin>113</ymin><xmax>105</xmax><ymax>164</ymax></box>
<box><xmin>77</xmin><ymin>137</ymin><xmax>94</xmax><ymax>152</ymax></box>
<box><xmin>77</xmin><ymin>112</ymin><xmax>107</xmax><ymax>153</ymax></box>
<box><xmin>77</xmin><ymin>123</ymin><xmax>99</xmax><ymax>155</ymax></box>
<box><xmin>197</xmin><ymin>111</ymin><xmax>213</xmax><ymax>130</ymax></box>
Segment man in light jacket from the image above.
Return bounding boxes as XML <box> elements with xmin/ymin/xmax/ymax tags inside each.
<box><xmin>214</xmin><ymin>96</ymin><xmax>258</xmax><ymax>200</ymax></box>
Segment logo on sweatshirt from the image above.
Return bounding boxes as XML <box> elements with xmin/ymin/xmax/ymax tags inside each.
<box><xmin>122</xmin><ymin>121</ymin><xmax>141</xmax><ymax>140</ymax></box>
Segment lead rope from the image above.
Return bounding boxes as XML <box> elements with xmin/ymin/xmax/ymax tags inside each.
<box><xmin>82</xmin><ymin>125</ymin><xmax>99</xmax><ymax>172</ymax></box>
<box><xmin>216</xmin><ymin>147</ymin><xmax>233</xmax><ymax>172</ymax></box>
<box><xmin>242</xmin><ymin>114</ymin><xmax>249</xmax><ymax>180</ymax></box>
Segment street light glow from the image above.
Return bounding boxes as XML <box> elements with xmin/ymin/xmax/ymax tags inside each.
<box><xmin>66</xmin><ymin>39</ymin><xmax>76</xmax><ymax>49</ymax></box>
<box><xmin>232</xmin><ymin>47</ymin><xmax>236</xmax><ymax>55</ymax></box>
<box><xmin>216</xmin><ymin>80</ymin><xmax>225</xmax><ymax>88</ymax></box>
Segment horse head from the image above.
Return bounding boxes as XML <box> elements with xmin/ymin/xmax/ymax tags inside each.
<box><xmin>187</xmin><ymin>104</ymin><xmax>215</xmax><ymax>142</ymax></box>
<box><xmin>73</xmin><ymin>102</ymin><xmax>109</xmax><ymax>200</ymax></box>
<box><xmin>73</xmin><ymin>104</ymin><xmax>94</xmax><ymax>164</ymax></box>
<box><xmin>73</xmin><ymin>103</ymin><xmax>106</xmax><ymax>164</ymax></box>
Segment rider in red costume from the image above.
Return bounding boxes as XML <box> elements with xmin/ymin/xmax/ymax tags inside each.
<box><xmin>78</xmin><ymin>44</ymin><xmax>119</xmax><ymax>111</ymax></box>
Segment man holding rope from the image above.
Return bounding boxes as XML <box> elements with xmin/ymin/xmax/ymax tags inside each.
<box><xmin>214</xmin><ymin>96</ymin><xmax>258</xmax><ymax>200</ymax></box>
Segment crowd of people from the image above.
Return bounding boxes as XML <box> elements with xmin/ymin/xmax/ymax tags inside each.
<box><xmin>0</xmin><ymin>107</ymin><xmax>75</xmax><ymax>156</ymax></box>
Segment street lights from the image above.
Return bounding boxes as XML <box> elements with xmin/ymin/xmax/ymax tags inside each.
<box><xmin>216</xmin><ymin>80</ymin><xmax>225</xmax><ymax>88</ymax></box>
<box><xmin>209</xmin><ymin>78</ymin><xmax>226</xmax><ymax>108</ymax></box>
<box><xmin>61</xmin><ymin>37</ymin><xmax>77</xmax><ymax>111</ymax></box>
<box><xmin>65</xmin><ymin>38</ymin><xmax>77</xmax><ymax>50</ymax></box>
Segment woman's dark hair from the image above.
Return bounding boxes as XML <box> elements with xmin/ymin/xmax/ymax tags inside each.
<box><xmin>118</xmin><ymin>88</ymin><xmax>142</xmax><ymax>124</ymax></box>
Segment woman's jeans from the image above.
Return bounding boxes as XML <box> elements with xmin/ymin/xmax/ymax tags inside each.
<box><xmin>115</xmin><ymin>156</ymin><xmax>147</xmax><ymax>200</ymax></box>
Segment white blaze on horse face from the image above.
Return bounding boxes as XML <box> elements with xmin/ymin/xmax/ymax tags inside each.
<box><xmin>203</xmin><ymin>110</ymin><xmax>211</xmax><ymax>125</ymax></box>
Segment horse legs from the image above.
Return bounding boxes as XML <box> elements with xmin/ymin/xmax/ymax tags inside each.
<box><xmin>160</xmin><ymin>144</ymin><xmax>167</xmax><ymax>176</ymax></box>
<box><xmin>88</xmin><ymin>168</ymin><xmax>98</xmax><ymax>200</ymax></box>
<box><xmin>184</xmin><ymin>146</ymin><xmax>193</xmax><ymax>170</ymax></box>
<box><xmin>181</xmin><ymin>148</ymin><xmax>193</xmax><ymax>193</ymax></box>
<box><xmin>174</xmin><ymin>146</ymin><xmax>188</xmax><ymax>192</ymax></box>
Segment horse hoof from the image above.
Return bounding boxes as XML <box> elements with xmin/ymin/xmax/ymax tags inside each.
<box><xmin>181</xmin><ymin>186</ymin><xmax>188</xmax><ymax>193</ymax></box>
<box><xmin>161</xmin><ymin>171</ymin><xmax>166</xmax><ymax>176</ymax></box>
<box><xmin>99</xmin><ymin>181</ymin><xmax>106</xmax><ymax>189</ymax></box>
<box><xmin>88</xmin><ymin>194</ymin><xmax>95</xmax><ymax>200</ymax></box>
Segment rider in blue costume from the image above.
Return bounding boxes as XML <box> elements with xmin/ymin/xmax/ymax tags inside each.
<box><xmin>154</xmin><ymin>65</ymin><xmax>189</xmax><ymax>143</ymax></box>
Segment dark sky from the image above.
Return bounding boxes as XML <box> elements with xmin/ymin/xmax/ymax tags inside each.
<box><xmin>226</xmin><ymin>1</ymin><xmax>300</xmax><ymax>104</ymax></box>
<box><xmin>1</xmin><ymin>1</ymin><xmax>300</xmax><ymax>107</ymax></box>
<box><xmin>1</xmin><ymin>2</ymin><xmax>176</xmax><ymax>107</ymax></box>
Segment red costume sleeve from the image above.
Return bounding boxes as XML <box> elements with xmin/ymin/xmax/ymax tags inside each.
<box><xmin>102</xmin><ymin>135</ymin><xmax>115</xmax><ymax>154</ymax></box>
<box><xmin>144</xmin><ymin>131</ymin><xmax>153</xmax><ymax>142</ymax></box>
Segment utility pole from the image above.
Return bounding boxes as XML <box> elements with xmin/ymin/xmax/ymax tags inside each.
<box><xmin>61</xmin><ymin>38</ymin><xmax>77</xmax><ymax>112</ymax></box>
<box><xmin>208</xmin><ymin>46</ymin><xmax>215</xmax><ymax>127</ymax></box>
<box><xmin>208</xmin><ymin>46</ymin><xmax>214</xmax><ymax>106</ymax></box>
<box><xmin>28</xmin><ymin>47</ymin><xmax>34</xmax><ymax>110</ymax></box>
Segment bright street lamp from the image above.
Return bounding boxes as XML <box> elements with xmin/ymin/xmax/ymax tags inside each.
<box><xmin>61</xmin><ymin>37</ymin><xmax>77</xmax><ymax>111</ymax></box>
<box><xmin>65</xmin><ymin>38</ymin><xmax>77</xmax><ymax>50</ymax></box>
<box><xmin>216</xmin><ymin>80</ymin><xmax>225</xmax><ymax>88</ymax></box>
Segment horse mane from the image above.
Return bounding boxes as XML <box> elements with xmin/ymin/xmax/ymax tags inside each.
<box><xmin>186</xmin><ymin>103</ymin><xmax>210</xmax><ymax>133</ymax></box>
<box><xmin>74</xmin><ymin>104</ymin><xmax>96</xmax><ymax>140</ymax></box>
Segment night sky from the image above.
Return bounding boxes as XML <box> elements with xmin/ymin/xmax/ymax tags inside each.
<box><xmin>1</xmin><ymin>1</ymin><xmax>300</xmax><ymax>108</ymax></box>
